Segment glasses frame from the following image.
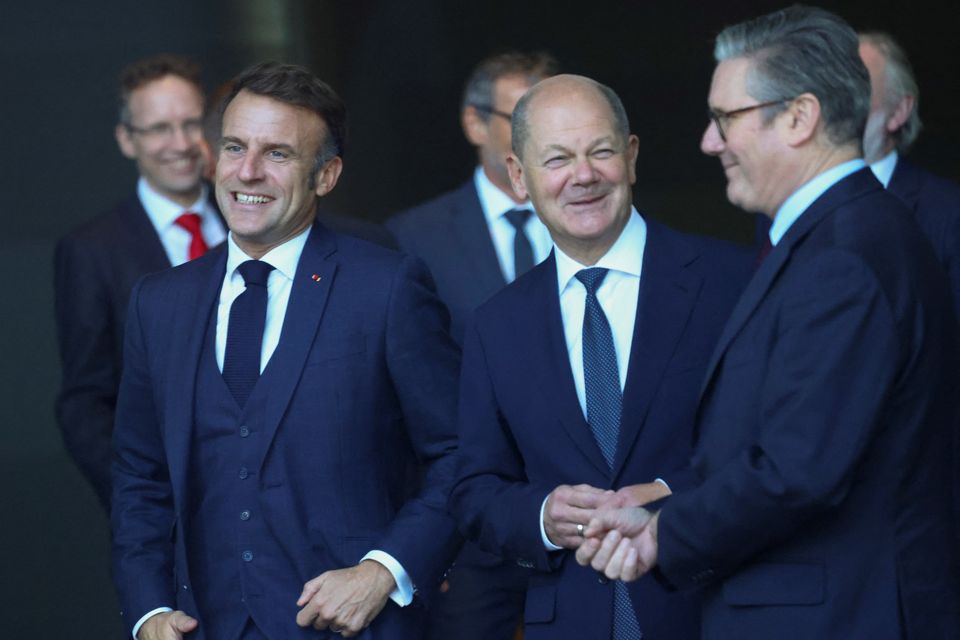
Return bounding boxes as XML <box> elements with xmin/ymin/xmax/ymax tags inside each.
<box><xmin>124</xmin><ymin>118</ymin><xmax>204</xmax><ymax>141</ymax></box>
<box><xmin>708</xmin><ymin>99</ymin><xmax>792</xmax><ymax>142</ymax></box>
<box><xmin>471</xmin><ymin>104</ymin><xmax>513</xmax><ymax>122</ymax></box>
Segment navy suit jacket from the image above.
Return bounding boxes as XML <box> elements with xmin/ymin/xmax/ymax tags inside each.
<box><xmin>450</xmin><ymin>219</ymin><xmax>752</xmax><ymax>639</ymax></box>
<box><xmin>54</xmin><ymin>193</ymin><xmax>176</xmax><ymax>507</ymax></box>
<box><xmin>111</xmin><ymin>220</ymin><xmax>462</xmax><ymax>638</ymax></box>
<box><xmin>887</xmin><ymin>157</ymin><xmax>960</xmax><ymax>316</ymax></box>
<box><xmin>658</xmin><ymin>170</ymin><xmax>960</xmax><ymax>639</ymax></box>
<box><xmin>386</xmin><ymin>179</ymin><xmax>505</xmax><ymax>344</ymax></box>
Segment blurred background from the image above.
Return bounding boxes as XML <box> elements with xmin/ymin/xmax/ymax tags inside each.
<box><xmin>2</xmin><ymin>0</ymin><xmax>957</xmax><ymax>636</ymax></box>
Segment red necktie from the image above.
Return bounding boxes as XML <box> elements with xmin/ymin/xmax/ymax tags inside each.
<box><xmin>175</xmin><ymin>212</ymin><xmax>208</xmax><ymax>261</ymax></box>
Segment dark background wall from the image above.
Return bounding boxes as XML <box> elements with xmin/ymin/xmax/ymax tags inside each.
<box><xmin>2</xmin><ymin>1</ymin><xmax>956</xmax><ymax>636</ymax></box>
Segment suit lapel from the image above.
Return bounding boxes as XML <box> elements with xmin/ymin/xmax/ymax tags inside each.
<box><xmin>698</xmin><ymin>169</ymin><xmax>882</xmax><ymax>403</ymax></box>
<box><xmin>613</xmin><ymin>222</ymin><xmax>701</xmax><ymax>479</ymax></box>
<box><xmin>124</xmin><ymin>194</ymin><xmax>173</xmax><ymax>270</ymax></box>
<box><xmin>534</xmin><ymin>254</ymin><xmax>612</xmax><ymax>477</ymax></box>
<box><xmin>451</xmin><ymin>181</ymin><xmax>507</xmax><ymax>293</ymax></box>
<box><xmin>164</xmin><ymin>246</ymin><xmax>228</xmax><ymax>505</ymax></box>
<box><xmin>886</xmin><ymin>158</ymin><xmax>922</xmax><ymax>209</ymax></box>
<box><xmin>256</xmin><ymin>222</ymin><xmax>338</xmax><ymax>471</ymax></box>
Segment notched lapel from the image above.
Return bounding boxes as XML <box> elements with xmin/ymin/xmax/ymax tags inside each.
<box><xmin>164</xmin><ymin>248</ymin><xmax>228</xmax><ymax>504</ymax></box>
<box><xmin>452</xmin><ymin>183</ymin><xmax>507</xmax><ymax>292</ymax></box>
<box><xmin>614</xmin><ymin>232</ymin><xmax>701</xmax><ymax>479</ymax></box>
<box><xmin>257</xmin><ymin>225</ymin><xmax>338</xmax><ymax>471</ymax></box>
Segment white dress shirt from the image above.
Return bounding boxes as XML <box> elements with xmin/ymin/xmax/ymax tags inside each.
<box><xmin>869</xmin><ymin>150</ymin><xmax>898</xmax><ymax>189</ymax></box>
<box><xmin>132</xmin><ymin>227</ymin><xmax>412</xmax><ymax>639</ymax></box>
<box><xmin>769</xmin><ymin>159</ymin><xmax>867</xmax><ymax>246</ymax></box>
<box><xmin>474</xmin><ymin>166</ymin><xmax>553</xmax><ymax>282</ymax></box>
<box><xmin>538</xmin><ymin>209</ymin><xmax>647</xmax><ymax>550</ymax></box>
<box><xmin>138</xmin><ymin>177</ymin><xmax>226</xmax><ymax>266</ymax></box>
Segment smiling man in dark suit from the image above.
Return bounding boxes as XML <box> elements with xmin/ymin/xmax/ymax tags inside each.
<box><xmin>579</xmin><ymin>7</ymin><xmax>959</xmax><ymax>639</ymax></box>
<box><xmin>111</xmin><ymin>62</ymin><xmax>461</xmax><ymax>640</ymax></box>
<box><xmin>450</xmin><ymin>74</ymin><xmax>752</xmax><ymax>639</ymax></box>
<box><xmin>386</xmin><ymin>51</ymin><xmax>559</xmax><ymax>640</ymax></box>
<box><xmin>54</xmin><ymin>54</ymin><xmax>226</xmax><ymax>510</ymax></box>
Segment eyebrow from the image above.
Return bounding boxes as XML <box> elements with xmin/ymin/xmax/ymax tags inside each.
<box><xmin>541</xmin><ymin>135</ymin><xmax>618</xmax><ymax>155</ymax></box>
<box><xmin>219</xmin><ymin>136</ymin><xmax>298</xmax><ymax>156</ymax></box>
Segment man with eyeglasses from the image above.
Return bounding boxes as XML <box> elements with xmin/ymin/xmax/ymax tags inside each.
<box><xmin>577</xmin><ymin>7</ymin><xmax>959</xmax><ymax>639</ymax></box>
<box><xmin>385</xmin><ymin>51</ymin><xmax>558</xmax><ymax>640</ymax></box>
<box><xmin>54</xmin><ymin>54</ymin><xmax>225</xmax><ymax>510</ymax></box>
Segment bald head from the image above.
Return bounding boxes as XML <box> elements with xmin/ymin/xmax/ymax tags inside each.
<box><xmin>511</xmin><ymin>74</ymin><xmax>631</xmax><ymax>162</ymax></box>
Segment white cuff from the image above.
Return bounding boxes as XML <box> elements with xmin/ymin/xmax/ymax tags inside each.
<box><xmin>539</xmin><ymin>495</ymin><xmax>563</xmax><ymax>551</ymax></box>
<box><xmin>132</xmin><ymin>607</ymin><xmax>174</xmax><ymax>639</ymax></box>
<box><xmin>361</xmin><ymin>550</ymin><xmax>415</xmax><ymax>606</ymax></box>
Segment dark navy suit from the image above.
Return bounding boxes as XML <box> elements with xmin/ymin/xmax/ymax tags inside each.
<box><xmin>657</xmin><ymin>170</ymin><xmax>960</xmax><ymax>639</ymax></box>
<box><xmin>111</xmin><ymin>220</ymin><xmax>462</xmax><ymax>639</ymax></box>
<box><xmin>450</xmin><ymin>219</ymin><xmax>752</xmax><ymax>639</ymax></box>
<box><xmin>55</xmin><ymin>194</ymin><xmax>181</xmax><ymax>508</ymax></box>
<box><xmin>887</xmin><ymin>157</ymin><xmax>960</xmax><ymax>315</ymax></box>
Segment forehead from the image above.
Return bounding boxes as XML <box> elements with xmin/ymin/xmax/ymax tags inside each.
<box><xmin>708</xmin><ymin>57</ymin><xmax>753</xmax><ymax>108</ymax></box>
<box><xmin>526</xmin><ymin>88</ymin><xmax>618</xmax><ymax>148</ymax></box>
<box><xmin>493</xmin><ymin>74</ymin><xmax>533</xmax><ymax>109</ymax></box>
<box><xmin>223</xmin><ymin>91</ymin><xmax>326</xmax><ymax>146</ymax></box>
<box><xmin>128</xmin><ymin>75</ymin><xmax>203</xmax><ymax>119</ymax></box>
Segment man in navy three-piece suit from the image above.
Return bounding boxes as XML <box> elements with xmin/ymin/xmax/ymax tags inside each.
<box><xmin>111</xmin><ymin>63</ymin><xmax>461</xmax><ymax>640</ymax></box>
<box><xmin>449</xmin><ymin>74</ymin><xmax>753</xmax><ymax>639</ymax></box>
<box><xmin>579</xmin><ymin>7</ymin><xmax>960</xmax><ymax>639</ymax></box>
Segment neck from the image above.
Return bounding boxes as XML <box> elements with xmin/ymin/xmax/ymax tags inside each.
<box><xmin>555</xmin><ymin>212</ymin><xmax>629</xmax><ymax>267</ymax></box>
<box><xmin>768</xmin><ymin>143</ymin><xmax>860</xmax><ymax>217</ymax></box>
<box><xmin>146</xmin><ymin>178</ymin><xmax>202</xmax><ymax>209</ymax></box>
<box><xmin>481</xmin><ymin>164</ymin><xmax>525</xmax><ymax>204</ymax></box>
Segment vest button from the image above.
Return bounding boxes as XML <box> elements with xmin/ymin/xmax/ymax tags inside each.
<box><xmin>239</xmin><ymin>426</ymin><xmax>250</xmax><ymax>437</ymax></box>
<box><xmin>242</xmin><ymin>550</ymin><xmax>254</xmax><ymax>562</ymax></box>
<box><xmin>240</xmin><ymin>510</ymin><xmax>251</xmax><ymax>521</ymax></box>
<box><xmin>239</xmin><ymin>467</ymin><xmax>249</xmax><ymax>480</ymax></box>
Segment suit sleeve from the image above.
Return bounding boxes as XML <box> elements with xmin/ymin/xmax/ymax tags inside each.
<box><xmin>110</xmin><ymin>279</ymin><xmax>177</xmax><ymax>633</ymax></box>
<box><xmin>657</xmin><ymin>251</ymin><xmax>901</xmax><ymax>589</ymax></box>
<box><xmin>374</xmin><ymin>255</ymin><xmax>463</xmax><ymax>599</ymax></box>
<box><xmin>449</xmin><ymin>320</ymin><xmax>560</xmax><ymax>572</ymax></box>
<box><xmin>53</xmin><ymin>235</ymin><xmax>118</xmax><ymax>509</ymax></box>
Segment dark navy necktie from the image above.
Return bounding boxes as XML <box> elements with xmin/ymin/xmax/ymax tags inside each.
<box><xmin>575</xmin><ymin>267</ymin><xmax>642</xmax><ymax>640</ymax></box>
<box><xmin>223</xmin><ymin>260</ymin><xmax>275</xmax><ymax>407</ymax></box>
<box><xmin>504</xmin><ymin>208</ymin><xmax>535</xmax><ymax>279</ymax></box>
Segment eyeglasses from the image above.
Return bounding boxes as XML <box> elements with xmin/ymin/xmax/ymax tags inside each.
<box><xmin>472</xmin><ymin>105</ymin><xmax>512</xmax><ymax>122</ymax></box>
<box><xmin>125</xmin><ymin>118</ymin><xmax>204</xmax><ymax>141</ymax></box>
<box><xmin>707</xmin><ymin>99</ymin><xmax>792</xmax><ymax>142</ymax></box>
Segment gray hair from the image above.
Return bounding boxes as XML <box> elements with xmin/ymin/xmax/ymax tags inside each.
<box><xmin>511</xmin><ymin>76</ymin><xmax>631</xmax><ymax>161</ymax></box>
<box><xmin>714</xmin><ymin>5</ymin><xmax>870</xmax><ymax>148</ymax></box>
<box><xmin>461</xmin><ymin>51</ymin><xmax>560</xmax><ymax>119</ymax></box>
<box><xmin>859</xmin><ymin>31</ymin><xmax>923</xmax><ymax>152</ymax></box>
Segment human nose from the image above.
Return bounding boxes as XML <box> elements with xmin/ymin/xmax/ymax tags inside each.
<box><xmin>701</xmin><ymin>119</ymin><xmax>725</xmax><ymax>156</ymax></box>
<box><xmin>571</xmin><ymin>155</ymin><xmax>599</xmax><ymax>185</ymax></box>
<box><xmin>237</xmin><ymin>152</ymin><xmax>263</xmax><ymax>182</ymax></box>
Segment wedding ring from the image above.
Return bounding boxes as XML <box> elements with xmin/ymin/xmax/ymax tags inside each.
<box><xmin>576</xmin><ymin>523</ymin><xmax>585</xmax><ymax>537</ymax></box>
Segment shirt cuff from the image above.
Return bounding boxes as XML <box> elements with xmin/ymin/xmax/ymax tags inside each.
<box><xmin>361</xmin><ymin>550</ymin><xmax>415</xmax><ymax>607</ymax></box>
<box><xmin>133</xmin><ymin>607</ymin><xmax>174</xmax><ymax>639</ymax></box>
<box><xmin>539</xmin><ymin>495</ymin><xmax>564</xmax><ymax>551</ymax></box>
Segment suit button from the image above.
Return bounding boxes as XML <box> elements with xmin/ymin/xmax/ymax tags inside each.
<box><xmin>182</xmin><ymin>584</ymin><xmax>189</xmax><ymax>591</ymax></box>
<box><xmin>598</xmin><ymin>575</ymin><xmax>609</xmax><ymax>585</ymax></box>
<box><xmin>239</xmin><ymin>467</ymin><xmax>249</xmax><ymax>480</ymax></box>
<box><xmin>240</xmin><ymin>510</ymin><xmax>251</xmax><ymax>521</ymax></box>
<box><xmin>239</xmin><ymin>426</ymin><xmax>250</xmax><ymax>438</ymax></box>
<box><xmin>242</xmin><ymin>550</ymin><xmax>254</xmax><ymax>562</ymax></box>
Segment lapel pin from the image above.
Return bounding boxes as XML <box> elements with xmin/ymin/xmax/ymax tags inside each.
<box><xmin>311</xmin><ymin>274</ymin><xmax>322</xmax><ymax>282</ymax></box>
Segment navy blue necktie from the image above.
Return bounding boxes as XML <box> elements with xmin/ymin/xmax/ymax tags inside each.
<box><xmin>575</xmin><ymin>267</ymin><xmax>642</xmax><ymax>640</ymax></box>
<box><xmin>504</xmin><ymin>208</ymin><xmax>535</xmax><ymax>279</ymax></box>
<box><xmin>223</xmin><ymin>260</ymin><xmax>275</xmax><ymax>407</ymax></box>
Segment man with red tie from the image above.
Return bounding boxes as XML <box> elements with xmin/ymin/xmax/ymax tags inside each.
<box><xmin>54</xmin><ymin>54</ymin><xmax>226</xmax><ymax>510</ymax></box>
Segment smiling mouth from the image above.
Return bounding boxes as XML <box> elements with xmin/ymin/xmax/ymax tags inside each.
<box><xmin>234</xmin><ymin>192</ymin><xmax>274</xmax><ymax>204</ymax></box>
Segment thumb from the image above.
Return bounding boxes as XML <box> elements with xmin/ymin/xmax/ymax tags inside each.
<box><xmin>171</xmin><ymin>611</ymin><xmax>199</xmax><ymax>632</ymax></box>
<box><xmin>297</xmin><ymin>576</ymin><xmax>323</xmax><ymax>606</ymax></box>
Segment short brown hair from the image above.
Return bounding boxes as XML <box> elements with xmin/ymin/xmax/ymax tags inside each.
<box><xmin>461</xmin><ymin>51</ymin><xmax>560</xmax><ymax>118</ymax></box>
<box><xmin>118</xmin><ymin>54</ymin><xmax>203</xmax><ymax>125</ymax></box>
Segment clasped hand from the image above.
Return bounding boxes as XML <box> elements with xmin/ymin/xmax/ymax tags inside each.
<box><xmin>574</xmin><ymin>506</ymin><xmax>660</xmax><ymax>582</ymax></box>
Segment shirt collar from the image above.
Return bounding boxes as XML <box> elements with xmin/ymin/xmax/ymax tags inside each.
<box><xmin>555</xmin><ymin>207</ymin><xmax>646</xmax><ymax>294</ymax></box>
<box><xmin>769</xmin><ymin>158</ymin><xmax>866</xmax><ymax>246</ymax></box>
<box><xmin>869</xmin><ymin>150</ymin><xmax>898</xmax><ymax>188</ymax></box>
<box><xmin>473</xmin><ymin>165</ymin><xmax>533</xmax><ymax>223</ymax></box>
<box><xmin>226</xmin><ymin>225</ymin><xmax>311</xmax><ymax>283</ymax></box>
<box><xmin>138</xmin><ymin>176</ymin><xmax>213</xmax><ymax>229</ymax></box>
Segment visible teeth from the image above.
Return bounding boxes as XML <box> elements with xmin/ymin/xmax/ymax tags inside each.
<box><xmin>236</xmin><ymin>193</ymin><xmax>272</xmax><ymax>204</ymax></box>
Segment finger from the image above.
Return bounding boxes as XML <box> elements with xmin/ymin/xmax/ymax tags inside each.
<box><xmin>297</xmin><ymin>576</ymin><xmax>323</xmax><ymax>606</ymax></box>
<box><xmin>590</xmin><ymin>529</ymin><xmax>622</xmax><ymax>572</ymax></box>
<box><xmin>170</xmin><ymin>611</ymin><xmax>199</xmax><ymax>633</ymax></box>
<box><xmin>621</xmin><ymin>546</ymin><xmax>641</xmax><ymax>582</ymax></box>
<box><xmin>603</xmin><ymin>536</ymin><xmax>634</xmax><ymax>580</ymax></box>
<box><xmin>575</xmin><ymin>536</ymin><xmax>601</xmax><ymax>566</ymax></box>
<box><xmin>567</xmin><ymin>486</ymin><xmax>618</xmax><ymax>509</ymax></box>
